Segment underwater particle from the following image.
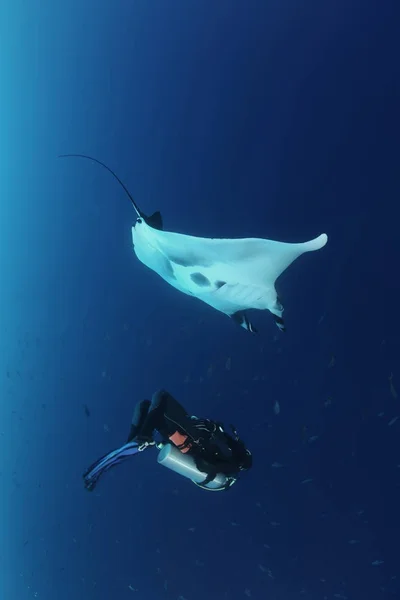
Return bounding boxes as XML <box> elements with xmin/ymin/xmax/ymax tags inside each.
<box><xmin>269</xmin><ymin>521</ymin><xmax>280</xmax><ymax>527</ymax></box>
<box><xmin>348</xmin><ymin>539</ymin><xmax>360</xmax><ymax>545</ymax></box>
<box><xmin>207</xmin><ymin>365</ymin><xmax>213</xmax><ymax>378</ymax></box>
<box><xmin>244</xmin><ymin>589</ymin><xmax>252</xmax><ymax>597</ymax></box>
<box><xmin>372</xmin><ymin>560</ymin><xmax>384</xmax><ymax>566</ymax></box>
<box><xmin>188</xmin><ymin>527</ymin><xmax>195</xmax><ymax>532</ymax></box>
<box><xmin>225</xmin><ymin>357</ymin><xmax>231</xmax><ymax>371</ymax></box>
<box><xmin>328</xmin><ymin>355</ymin><xmax>336</xmax><ymax>368</ymax></box>
<box><xmin>389</xmin><ymin>373</ymin><xmax>398</xmax><ymax>399</ymax></box>
<box><xmin>103</xmin><ymin>424</ymin><xmax>110</xmax><ymax>432</ymax></box>
<box><xmin>128</xmin><ymin>584</ymin><xmax>138</xmax><ymax>592</ymax></box>
<box><xmin>388</xmin><ymin>416</ymin><xmax>399</xmax><ymax>427</ymax></box>
<box><xmin>301</xmin><ymin>478</ymin><xmax>313</xmax><ymax>484</ymax></box>
<box><xmin>83</xmin><ymin>404</ymin><xmax>90</xmax><ymax>417</ymax></box>
<box><xmin>184</xmin><ymin>374</ymin><xmax>190</xmax><ymax>383</ymax></box>
<box><xmin>271</xmin><ymin>462</ymin><xmax>283</xmax><ymax>468</ymax></box>
<box><xmin>273</xmin><ymin>400</ymin><xmax>280</xmax><ymax>415</ymax></box>
<box><xmin>324</xmin><ymin>397</ymin><xmax>332</xmax><ymax>408</ymax></box>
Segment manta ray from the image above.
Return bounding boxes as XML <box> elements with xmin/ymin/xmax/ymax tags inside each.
<box><xmin>60</xmin><ymin>154</ymin><xmax>328</xmax><ymax>333</ymax></box>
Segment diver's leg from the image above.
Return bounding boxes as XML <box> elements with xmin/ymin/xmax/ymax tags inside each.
<box><xmin>159</xmin><ymin>390</ymin><xmax>189</xmax><ymax>423</ymax></box>
<box><xmin>126</xmin><ymin>399</ymin><xmax>151</xmax><ymax>442</ymax></box>
<box><xmin>138</xmin><ymin>389</ymin><xmax>188</xmax><ymax>438</ymax></box>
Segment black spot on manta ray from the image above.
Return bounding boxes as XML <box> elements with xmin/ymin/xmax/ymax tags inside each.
<box><xmin>190</xmin><ymin>272</ymin><xmax>210</xmax><ymax>287</ymax></box>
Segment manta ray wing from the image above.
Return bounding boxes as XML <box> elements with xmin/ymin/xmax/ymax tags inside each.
<box><xmin>132</xmin><ymin>221</ymin><xmax>328</xmax><ymax>331</ymax></box>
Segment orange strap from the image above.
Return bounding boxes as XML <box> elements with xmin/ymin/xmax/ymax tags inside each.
<box><xmin>169</xmin><ymin>430</ymin><xmax>191</xmax><ymax>453</ymax></box>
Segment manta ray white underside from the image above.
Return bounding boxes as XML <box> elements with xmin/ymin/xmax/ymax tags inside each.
<box><xmin>132</xmin><ymin>220</ymin><xmax>328</xmax><ymax>333</ymax></box>
<box><xmin>59</xmin><ymin>154</ymin><xmax>328</xmax><ymax>333</ymax></box>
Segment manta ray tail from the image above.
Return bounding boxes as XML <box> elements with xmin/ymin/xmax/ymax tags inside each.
<box><xmin>58</xmin><ymin>154</ymin><xmax>163</xmax><ymax>229</ymax></box>
<box><xmin>231</xmin><ymin>311</ymin><xmax>258</xmax><ymax>333</ymax></box>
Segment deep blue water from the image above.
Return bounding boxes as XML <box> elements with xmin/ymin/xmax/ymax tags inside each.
<box><xmin>1</xmin><ymin>1</ymin><xmax>399</xmax><ymax>599</ymax></box>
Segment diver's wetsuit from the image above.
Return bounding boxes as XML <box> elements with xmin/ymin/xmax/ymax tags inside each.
<box><xmin>127</xmin><ymin>389</ymin><xmax>252</xmax><ymax>478</ymax></box>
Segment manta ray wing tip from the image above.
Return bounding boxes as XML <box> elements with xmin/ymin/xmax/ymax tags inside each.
<box><xmin>306</xmin><ymin>233</ymin><xmax>328</xmax><ymax>251</ymax></box>
<box><xmin>320</xmin><ymin>233</ymin><xmax>328</xmax><ymax>246</ymax></box>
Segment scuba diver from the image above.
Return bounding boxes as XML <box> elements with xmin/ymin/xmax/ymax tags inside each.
<box><xmin>83</xmin><ymin>389</ymin><xmax>252</xmax><ymax>492</ymax></box>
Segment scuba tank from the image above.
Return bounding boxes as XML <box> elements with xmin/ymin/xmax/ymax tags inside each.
<box><xmin>157</xmin><ymin>443</ymin><xmax>236</xmax><ymax>491</ymax></box>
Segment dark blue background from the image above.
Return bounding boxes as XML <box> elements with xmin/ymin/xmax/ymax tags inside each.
<box><xmin>1</xmin><ymin>1</ymin><xmax>399</xmax><ymax>599</ymax></box>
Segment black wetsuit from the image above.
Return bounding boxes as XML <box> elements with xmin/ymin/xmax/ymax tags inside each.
<box><xmin>127</xmin><ymin>389</ymin><xmax>252</xmax><ymax>479</ymax></box>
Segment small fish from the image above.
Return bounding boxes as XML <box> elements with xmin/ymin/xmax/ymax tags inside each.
<box><xmin>372</xmin><ymin>560</ymin><xmax>384</xmax><ymax>566</ymax></box>
<box><xmin>273</xmin><ymin>400</ymin><xmax>280</xmax><ymax>415</ymax></box>
<box><xmin>128</xmin><ymin>585</ymin><xmax>138</xmax><ymax>592</ymax></box>
<box><xmin>388</xmin><ymin>416</ymin><xmax>399</xmax><ymax>427</ymax></box>
<box><xmin>195</xmin><ymin>559</ymin><xmax>204</xmax><ymax>567</ymax></box>
<box><xmin>301</xmin><ymin>478</ymin><xmax>313</xmax><ymax>484</ymax></box>
<box><xmin>225</xmin><ymin>357</ymin><xmax>231</xmax><ymax>371</ymax></box>
<box><xmin>271</xmin><ymin>462</ymin><xmax>283</xmax><ymax>468</ymax></box>
<box><xmin>83</xmin><ymin>404</ymin><xmax>90</xmax><ymax>417</ymax></box>
<box><xmin>389</xmin><ymin>373</ymin><xmax>398</xmax><ymax>399</ymax></box>
<box><xmin>308</xmin><ymin>435</ymin><xmax>319</xmax><ymax>443</ymax></box>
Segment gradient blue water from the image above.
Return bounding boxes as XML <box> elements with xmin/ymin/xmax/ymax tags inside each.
<box><xmin>1</xmin><ymin>1</ymin><xmax>399</xmax><ymax>599</ymax></box>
